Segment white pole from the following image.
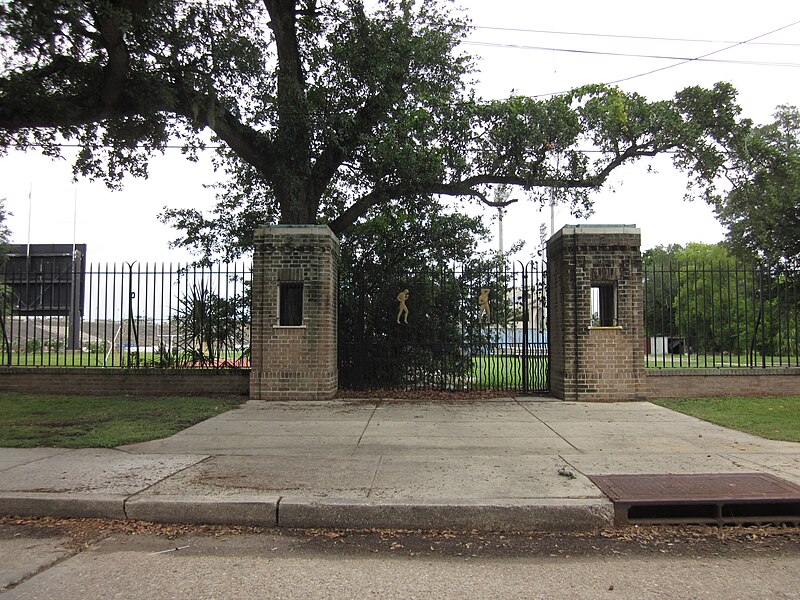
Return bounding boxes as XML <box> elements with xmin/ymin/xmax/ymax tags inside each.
<box><xmin>72</xmin><ymin>188</ymin><xmax>78</xmax><ymax>256</ymax></box>
<box><xmin>68</xmin><ymin>188</ymin><xmax>81</xmax><ymax>350</ymax></box>
<box><xmin>498</xmin><ymin>207</ymin><xmax>504</xmax><ymax>256</ymax></box>
<box><xmin>26</xmin><ymin>183</ymin><xmax>33</xmax><ymax>259</ymax></box>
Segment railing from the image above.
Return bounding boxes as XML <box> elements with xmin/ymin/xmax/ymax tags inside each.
<box><xmin>644</xmin><ymin>261</ymin><xmax>799</xmax><ymax>368</ymax></box>
<box><xmin>338</xmin><ymin>260</ymin><xmax>549</xmax><ymax>392</ymax></box>
<box><xmin>7</xmin><ymin>256</ymin><xmax>796</xmax><ymax>375</ymax></box>
<box><xmin>0</xmin><ymin>261</ymin><xmax>251</xmax><ymax>369</ymax></box>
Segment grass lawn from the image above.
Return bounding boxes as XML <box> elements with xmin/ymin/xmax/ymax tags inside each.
<box><xmin>471</xmin><ymin>355</ymin><xmax>549</xmax><ymax>389</ymax></box>
<box><xmin>652</xmin><ymin>396</ymin><xmax>800</xmax><ymax>443</ymax></box>
<box><xmin>0</xmin><ymin>393</ymin><xmax>243</xmax><ymax>448</ymax></box>
<box><xmin>645</xmin><ymin>355</ymin><xmax>797</xmax><ymax>369</ymax></box>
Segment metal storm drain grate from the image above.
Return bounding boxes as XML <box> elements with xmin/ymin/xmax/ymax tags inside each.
<box><xmin>588</xmin><ymin>473</ymin><xmax>800</xmax><ymax>526</ymax></box>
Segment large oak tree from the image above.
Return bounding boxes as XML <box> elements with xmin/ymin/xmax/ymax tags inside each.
<box><xmin>0</xmin><ymin>0</ymin><xmax>748</xmax><ymax>259</ymax></box>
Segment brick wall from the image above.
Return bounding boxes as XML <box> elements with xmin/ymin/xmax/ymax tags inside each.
<box><xmin>249</xmin><ymin>226</ymin><xmax>339</xmax><ymax>401</ymax></box>
<box><xmin>645</xmin><ymin>369</ymin><xmax>800</xmax><ymax>398</ymax></box>
<box><xmin>547</xmin><ymin>225</ymin><xmax>645</xmax><ymax>402</ymax></box>
<box><xmin>3</xmin><ymin>366</ymin><xmax>795</xmax><ymax>400</ymax></box>
<box><xmin>0</xmin><ymin>368</ymin><xmax>249</xmax><ymax>396</ymax></box>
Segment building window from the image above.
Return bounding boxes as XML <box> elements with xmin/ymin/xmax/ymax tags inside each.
<box><xmin>279</xmin><ymin>282</ymin><xmax>304</xmax><ymax>326</ymax></box>
<box><xmin>591</xmin><ymin>283</ymin><xmax>617</xmax><ymax>327</ymax></box>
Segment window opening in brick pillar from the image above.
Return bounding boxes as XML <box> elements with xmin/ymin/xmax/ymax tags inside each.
<box><xmin>279</xmin><ymin>282</ymin><xmax>304</xmax><ymax>326</ymax></box>
<box><xmin>591</xmin><ymin>283</ymin><xmax>617</xmax><ymax>326</ymax></box>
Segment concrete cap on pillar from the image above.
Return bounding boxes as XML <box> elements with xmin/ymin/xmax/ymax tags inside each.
<box><xmin>549</xmin><ymin>224</ymin><xmax>640</xmax><ymax>242</ymax></box>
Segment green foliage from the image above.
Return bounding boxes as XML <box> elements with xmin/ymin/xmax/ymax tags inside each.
<box><xmin>0</xmin><ymin>393</ymin><xmax>242</xmax><ymax>448</ymax></box>
<box><xmin>338</xmin><ymin>200</ymin><xmax>488</xmax><ymax>387</ymax></box>
<box><xmin>715</xmin><ymin>105</ymin><xmax>800</xmax><ymax>271</ymax></box>
<box><xmin>24</xmin><ymin>338</ymin><xmax>43</xmax><ymax>353</ymax></box>
<box><xmin>339</xmin><ymin>198</ymin><xmax>490</xmax><ymax>272</ymax></box>
<box><xmin>337</xmin><ymin>199</ymin><xmax>534</xmax><ymax>389</ymax></box>
<box><xmin>0</xmin><ymin>197</ymin><xmax>9</xmax><ymax>261</ymax></box>
<box><xmin>87</xmin><ymin>339</ymin><xmax>108</xmax><ymax>354</ymax></box>
<box><xmin>0</xmin><ymin>1</ymin><xmax>749</xmax><ymax>261</ymax></box>
<box><xmin>643</xmin><ymin>243</ymin><xmax>799</xmax><ymax>361</ymax></box>
<box><xmin>173</xmin><ymin>284</ymin><xmax>250</xmax><ymax>367</ymax></box>
<box><xmin>340</xmin><ymin>258</ymin><xmax>522</xmax><ymax>389</ymax></box>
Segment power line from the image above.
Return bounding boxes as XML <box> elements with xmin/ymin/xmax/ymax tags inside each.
<box><xmin>159</xmin><ymin>5</ymin><xmax>800</xmax><ymax>92</ymax></box>
<box><xmin>471</xmin><ymin>25</ymin><xmax>800</xmax><ymax>47</ymax></box>
<box><xmin>464</xmin><ymin>40</ymin><xmax>800</xmax><ymax>68</ymax></box>
<box><xmin>607</xmin><ymin>18</ymin><xmax>800</xmax><ymax>85</ymax></box>
<box><xmin>143</xmin><ymin>0</ymin><xmax>800</xmax><ymax>49</ymax></box>
<box><xmin>527</xmin><ymin>18</ymin><xmax>800</xmax><ymax>98</ymax></box>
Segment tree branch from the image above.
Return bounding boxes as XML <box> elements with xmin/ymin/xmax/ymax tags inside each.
<box><xmin>263</xmin><ymin>0</ymin><xmax>310</xmax><ymax>157</ymax></box>
<box><xmin>0</xmin><ymin>80</ymin><xmax>140</xmax><ymax>130</ymax></box>
<box><xmin>310</xmin><ymin>75</ymin><xmax>407</xmax><ymax>200</ymax></box>
<box><xmin>183</xmin><ymin>100</ymin><xmax>275</xmax><ymax>177</ymax></box>
<box><xmin>326</xmin><ymin>143</ymin><xmax>671</xmax><ymax>234</ymax></box>
<box><xmin>91</xmin><ymin>4</ymin><xmax>130</xmax><ymax>110</ymax></box>
<box><xmin>440</xmin><ymin>144</ymin><xmax>663</xmax><ymax>194</ymax></box>
<box><xmin>328</xmin><ymin>188</ymin><xmax>390</xmax><ymax>235</ymax></box>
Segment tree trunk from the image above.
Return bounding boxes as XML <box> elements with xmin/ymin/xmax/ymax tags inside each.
<box><xmin>277</xmin><ymin>185</ymin><xmax>318</xmax><ymax>225</ymax></box>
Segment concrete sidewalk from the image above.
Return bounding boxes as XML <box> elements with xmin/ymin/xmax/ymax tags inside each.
<box><xmin>1</xmin><ymin>399</ymin><xmax>799</xmax><ymax>531</ymax></box>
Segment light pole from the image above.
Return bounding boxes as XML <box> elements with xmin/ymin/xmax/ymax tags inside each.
<box><xmin>497</xmin><ymin>206</ymin><xmax>504</xmax><ymax>256</ymax></box>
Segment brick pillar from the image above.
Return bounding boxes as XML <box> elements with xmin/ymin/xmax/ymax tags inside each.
<box><xmin>250</xmin><ymin>226</ymin><xmax>339</xmax><ymax>400</ymax></box>
<box><xmin>546</xmin><ymin>225</ymin><xmax>644</xmax><ymax>402</ymax></box>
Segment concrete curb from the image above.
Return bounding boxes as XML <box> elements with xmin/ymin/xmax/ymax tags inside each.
<box><xmin>277</xmin><ymin>497</ymin><xmax>614</xmax><ymax>532</ymax></box>
<box><xmin>0</xmin><ymin>492</ymin><xmax>614</xmax><ymax>532</ymax></box>
<box><xmin>0</xmin><ymin>492</ymin><xmax>127</xmax><ymax>521</ymax></box>
<box><xmin>125</xmin><ymin>494</ymin><xmax>279</xmax><ymax>527</ymax></box>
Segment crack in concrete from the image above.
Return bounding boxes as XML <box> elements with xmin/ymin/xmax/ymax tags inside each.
<box><xmin>2</xmin><ymin>545</ymin><xmax>83</xmax><ymax>594</ymax></box>
<box><xmin>513</xmin><ymin>398</ymin><xmax>582</xmax><ymax>453</ymax></box>
<box><xmin>121</xmin><ymin>455</ymin><xmax>213</xmax><ymax>516</ymax></box>
<box><xmin>366</xmin><ymin>455</ymin><xmax>383</xmax><ymax>499</ymax></box>
<box><xmin>559</xmin><ymin>455</ymin><xmax>585</xmax><ymax>477</ymax></box>
<box><xmin>0</xmin><ymin>448</ymin><xmax>75</xmax><ymax>474</ymax></box>
<box><xmin>352</xmin><ymin>402</ymin><xmax>379</xmax><ymax>456</ymax></box>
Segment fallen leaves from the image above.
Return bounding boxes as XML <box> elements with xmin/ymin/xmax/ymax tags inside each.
<box><xmin>0</xmin><ymin>515</ymin><xmax>264</xmax><ymax>550</ymax></box>
<box><xmin>3</xmin><ymin>516</ymin><xmax>799</xmax><ymax>560</ymax></box>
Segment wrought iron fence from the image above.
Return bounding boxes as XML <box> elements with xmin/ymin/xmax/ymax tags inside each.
<box><xmin>644</xmin><ymin>261</ymin><xmax>799</xmax><ymax>368</ymax></box>
<box><xmin>0</xmin><ymin>261</ymin><xmax>251</xmax><ymax>369</ymax></box>
<box><xmin>11</xmin><ymin>254</ymin><xmax>795</xmax><ymax>378</ymax></box>
<box><xmin>338</xmin><ymin>260</ymin><xmax>549</xmax><ymax>392</ymax></box>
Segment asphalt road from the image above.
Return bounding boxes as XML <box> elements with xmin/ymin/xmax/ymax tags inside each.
<box><xmin>2</xmin><ymin>518</ymin><xmax>799</xmax><ymax>599</ymax></box>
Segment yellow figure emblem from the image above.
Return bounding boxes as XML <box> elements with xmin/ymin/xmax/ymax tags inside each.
<box><xmin>478</xmin><ymin>287</ymin><xmax>491</xmax><ymax>323</ymax></box>
<box><xmin>396</xmin><ymin>288</ymin><xmax>410</xmax><ymax>324</ymax></box>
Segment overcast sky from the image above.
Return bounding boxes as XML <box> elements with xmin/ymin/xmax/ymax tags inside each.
<box><xmin>2</xmin><ymin>0</ymin><xmax>799</xmax><ymax>264</ymax></box>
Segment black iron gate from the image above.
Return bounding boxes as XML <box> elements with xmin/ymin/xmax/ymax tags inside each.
<box><xmin>338</xmin><ymin>260</ymin><xmax>548</xmax><ymax>393</ymax></box>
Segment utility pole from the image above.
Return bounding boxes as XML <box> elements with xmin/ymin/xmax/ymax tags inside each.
<box><xmin>489</xmin><ymin>185</ymin><xmax>516</xmax><ymax>260</ymax></box>
<box><xmin>497</xmin><ymin>207</ymin><xmax>504</xmax><ymax>256</ymax></box>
